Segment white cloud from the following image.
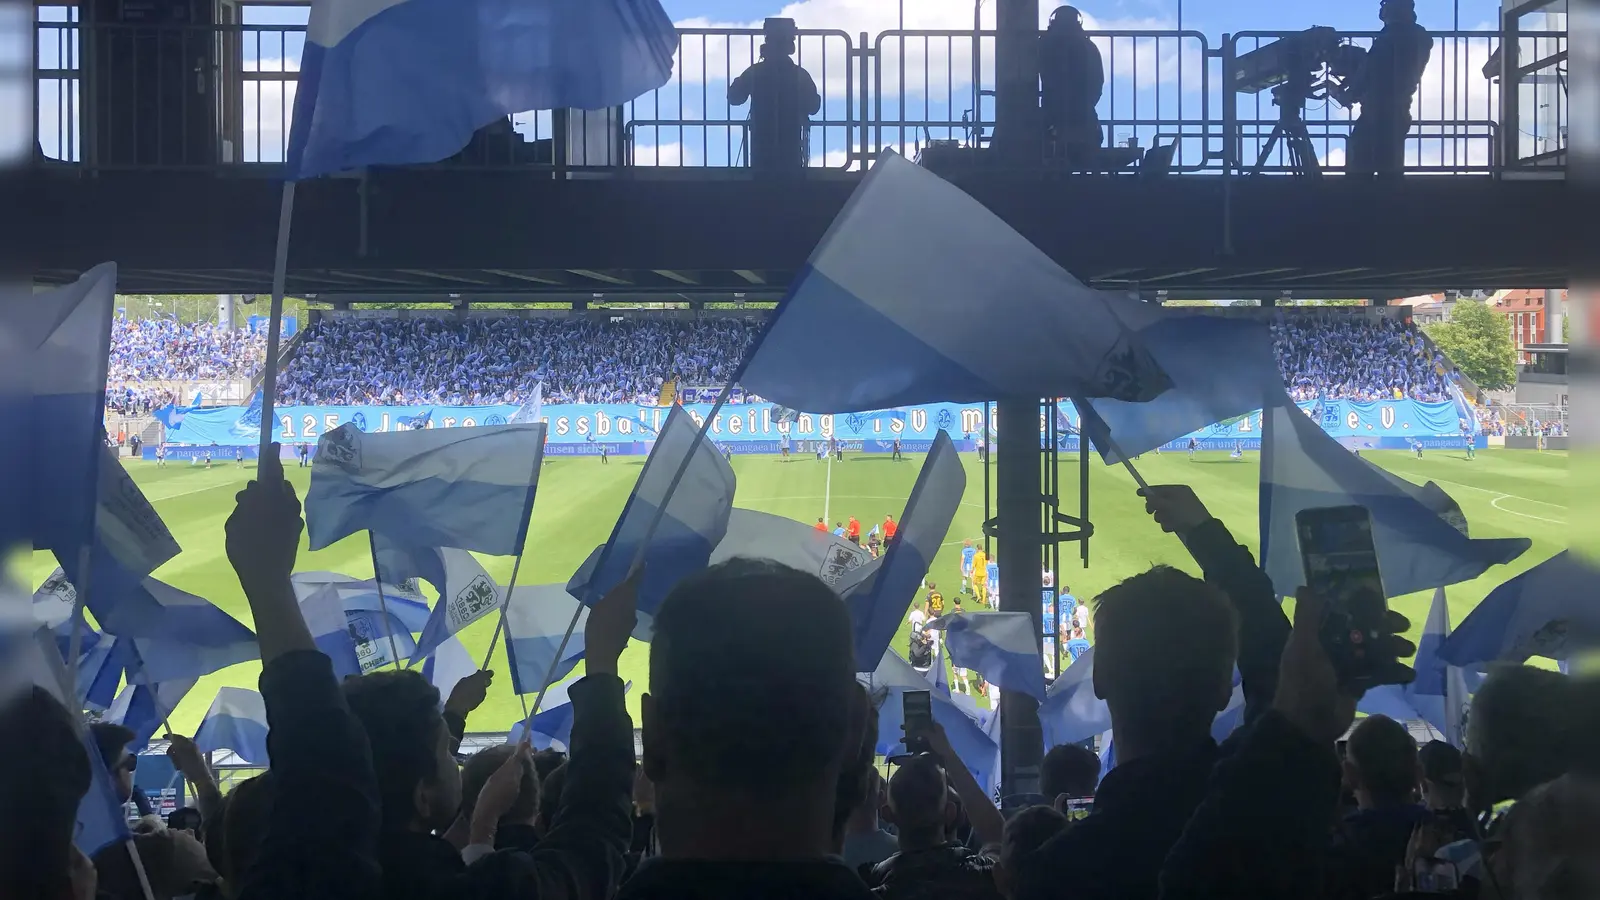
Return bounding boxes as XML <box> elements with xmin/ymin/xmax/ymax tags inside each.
<box><xmin>632</xmin><ymin>140</ymin><xmax>686</xmax><ymax>166</ymax></box>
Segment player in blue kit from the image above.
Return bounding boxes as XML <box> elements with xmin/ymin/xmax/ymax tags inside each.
<box><xmin>985</xmin><ymin>557</ymin><xmax>999</xmax><ymax>608</ymax></box>
<box><xmin>960</xmin><ymin>539</ymin><xmax>976</xmax><ymax>595</ymax></box>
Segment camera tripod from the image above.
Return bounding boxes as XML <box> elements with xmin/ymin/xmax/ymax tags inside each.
<box><xmin>1249</xmin><ymin>80</ymin><xmax>1325</xmax><ymax>177</ymax></box>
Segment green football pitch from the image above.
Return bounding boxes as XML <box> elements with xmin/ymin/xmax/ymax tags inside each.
<box><xmin>22</xmin><ymin>447</ymin><xmax>1570</xmax><ymax>736</ymax></box>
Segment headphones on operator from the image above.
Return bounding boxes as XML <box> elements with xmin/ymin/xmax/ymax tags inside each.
<box><xmin>1048</xmin><ymin>5</ymin><xmax>1084</xmax><ymax>29</ymax></box>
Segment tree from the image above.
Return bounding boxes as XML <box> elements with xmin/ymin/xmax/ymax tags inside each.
<box><xmin>1423</xmin><ymin>300</ymin><xmax>1518</xmax><ymax>391</ymax></box>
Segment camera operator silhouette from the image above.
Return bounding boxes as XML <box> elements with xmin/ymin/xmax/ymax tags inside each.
<box><xmin>728</xmin><ymin>18</ymin><xmax>821</xmax><ymax>173</ymax></box>
<box><xmin>1039</xmin><ymin>6</ymin><xmax>1105</xmax><ymax>164</ymax></box>
<box><xmin>1334</xmin><ymin>0</ymin><xmax>1433</xmax><ymax>177</ymax></box>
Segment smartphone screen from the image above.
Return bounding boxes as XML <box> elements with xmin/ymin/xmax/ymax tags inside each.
<box><xmin>902</xmin><ymin>690</ymin><xmax>933</xmax><ymax>755</ymax></box>
<box><xmin>1296</xmin><ymin>505</ymin><xmax>1392</xmax><ymax>690</ymax></box>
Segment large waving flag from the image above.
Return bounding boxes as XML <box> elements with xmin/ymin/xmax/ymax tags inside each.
<box><xmin>567</xmin><ymin>405</ymin><xmax>735</xmax><ymax>639</ymax></box>
<box><xmin>285</xmin><ymin>0</ymin><xmax>677</xmax><ymax>180</ymax></box>
<box><xmin>1038</xmin><ymin>645</ymin><xmax>1111</xmax><ymax>749</ymax></box>
<box><xmin>1259</xmin><ymin>399</ymin><xmax>1528</xmax><ymax>598</ymax></box>
<box><xmin>504</xmin><ymin>583</ymin><xmax>590</xmax><ymax>694</ymax></box>
<box><xmin>929</xmin><ymin>611</ymin><xmax>1046</xmax><ymax>703</ymax></box>
<box><xmin>410</xmin><ymin>549</ymin><xmax>506</xmax><ymax>660</ymax></box>
<box><xmin>739</xmin><ymin>151</ymin><xmax>1170</xmax><ymax>413</ymax></box>
<box><xmin>1076</xmin><ymin>315</ymin><xmax>1280</xmax><ymax>463</ymax></box>
<box><xmin>1361</xmin><ymin>588</ymin><xmax>1470</xmax><ymax>746</ymax></box>
<box><xmin>18</xmin><ymin>264</ymin><xmax>117</xmax><ymax>557</ymax></box>
<box><xmin>709</xmin><ymin>508</ymin><xmax>876</xmax><ymax>593</ymax></box>
<box><xmin>306</xmin><ymin>422</ymin><xmax>547</xmax><ymax>556</ymax></box>
<box><xmin>847</xmin><ymin>431</ymin><xmax>964</xmax><ymax>671</ymax></box>
<box><xmin>1441</xmin><ymin>551</ymin><xmax>1600</xmax><ymax>668</ymax></box>
<box><xmin>193</xmin><ymin>687</ymin><xmax>271</xmax><ymax>765</ymax></box>
<box><xmin>860</xmin><ymin>648</ymin><xmax>999</xmax><ymax>789</ymax></box>
<box><xmin>56</xmin><ymin>554</ymin><xmax>258</xmax><ymax>684</ymax></box>
<box><xmin>106</xmin><ymin>661</ymin><xmax>196</xmax><ymax>753</ymax></box>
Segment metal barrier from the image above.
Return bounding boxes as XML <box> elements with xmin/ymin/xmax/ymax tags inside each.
<box><xmin>32</xmin><ymin>16</ymin><xmax>1563</xmax><ymax>177</ymax></box>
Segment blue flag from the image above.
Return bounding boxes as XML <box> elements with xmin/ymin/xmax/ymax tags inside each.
<box><xmin>504</xmin><ymin>583</ymin><xmax>589</xmax><ymax>695</ymax></box>
<box><xmin>19</xmin><ymin>264</ymin><xmax>117</xmax><ymax>557</ymax></box>
<box><xmin>306</xmin><ymin>422</ymin><xmax>546</xmax><ymax>557</ymax></box>
<box><xmin>370</xmin><ymin>535</ymin><xmax>449</xmax><ymax>595</ymax></box>
<box><xmin>1038</xmin><ymin>645</ymin><xmax>1111</xmax><ymax>749</ymax></box>
<box><xmin>1441</xmin><ymin>551</ymin><xmax>1600</xmax><ymax>668</ymax></box>
<box><xmin>1361</xmin><ymin>588</ymin><xmax>1471</xmax><ymax>746</ymax></box>
<box><xmin>508</xmin><ymin>679</ymin><xmax>634</xmax><ymax>750</ymax></box>
<box><xmin>1076</xmin><ymin>315</ymin><xmax>1279</xmax><ymax>463</ymax></box>
<box><xmin>928</xmin><ymin>611</ymin><xmax>1046</xmax><ymax>702</ymax></box>
<box><xmin>739</xmin><ymin>152</ymin><xmax>1170</xmax><ymax>413</ymax></box>
<box><xmin>106</xmin><ymin>653</ymin><xmax>196</xmax><ymax>753</ymax></box>
<box><xmin>709</xmin><ymin>508</ymin><xmax>875</xmax><ymax>593</ymax></box>
<box><xmin>284</xmin><ymin>0</ymin><xmax>677</xmax><ymax>180</ymax></box>
<box><xmin>861</xmin><ymin>648</ymin><xmax>999</xmax><ymax>790</ymax></box>
<box><xmin>299</xmin><ymin>583</ymin><xmax>365</xmax><ymax>679</ymax></box>
<box><xmin>566</xmin><ymin>405</ymin><xmax>736</xmax><ymax>639</ymax></box>
<box><xmin>193</xmin><ymin>687</ymin><xmax>271</xmax><ymax>766</ymax></box>
<box><xmin>1259</xmin><ymin>398</ymin><xmax>1529</xmax><ymax>599</ymax></box>
<box><xmin>58</xmin><ymin>552</ymin><xmax>258</xmax><ymax>684</ymax></box>
<box><xmin>847</xmin><ymin>431</ymin><xmax>964</xmax><ymax>671</ymax></box>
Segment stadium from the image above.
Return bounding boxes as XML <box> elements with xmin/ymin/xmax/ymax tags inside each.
<box><xmin>51</xmin><ymin>298</ymin><xmax>1569</xmax><ymax>746</ymax></box>
<box><xmin>14</xmin><ymin>1</ymin><xmax>1586</xmax><ymax>893</ymax></box>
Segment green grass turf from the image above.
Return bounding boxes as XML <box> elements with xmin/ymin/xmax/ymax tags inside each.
<box><xmin>21</xmin><ymin>447</ymin><xmax>1570</xmax><ymax>737</ymax></box>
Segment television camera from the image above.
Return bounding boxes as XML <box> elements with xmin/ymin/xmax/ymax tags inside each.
<box><xmin>1229</xmin><ymin>27</ymin><xmax>1368</xmax><ymax>176</ymax></box>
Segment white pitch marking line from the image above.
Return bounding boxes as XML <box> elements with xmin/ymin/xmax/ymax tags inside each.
<box><xmin>1420</xmin><ymin>477</ymin><xmax>1568</xmax><ymax>525</ymax></box>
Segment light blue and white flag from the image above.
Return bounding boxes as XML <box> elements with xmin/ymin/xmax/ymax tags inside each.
<box><xmin>422</xmin><ymin>635</ymin><xmax>478</xmax><ymax>704</ymax></box>
<box><xmin>346</xmin><ymin>608</ymin><xmax>421</xmax><ymax>672</ymax></box>
<box><xmin>709</xmin><ymin>508</ymin><xmax>876</xmax><ymax>594</ymax></box>
<box><xmin>1361</xmin><ymin>588</ymin><xmax>1471</xmax><ymax>745</ymax></box>
<box><xmin>89</xmin><ymin>443</ymin><xmax>182</xmax><ymax>578</ymax></box>
<box><xmin>927</xmin><ymin>611</ymin><xmax>1046</xmax><ymax>703</ymax></box>
<box><xmin>1441</xmin><ymin>551</ymin><xmax>1600</xmax><ymax>668</ymax></box>
<box><xmin>284</xmin><ymin>0</ymin><xmax>677</xmax><ymax>180</ymax></box>
<box><xmin>860</xmin><ymin>649</ymin><xmax>999</xmax><ymax>789</ymax></box>
<box><xmin>510</xmin><ymin>383</ymin><xmax>545</xmax><ymax>425</ymax></box>
<box><xmin>1259</xmin><ymin>399</ymin><xmax>1529</xmax><ymax>599</ymax></box>
<box><xmin>1098</xmin><ymin>730</ymin><xmax>1116</xmax><ymax>783</ymax></box>
<box><xmin>292</xmin><ymin>573</ymin><xmax>433</xmax><ymax>636</ymax></box>
<box><xmin>1210</xmin><ymin>668</ymin><xmax>1247</xmax><ymax>742</ymax></box>
<box><xmin>18</xmin><ymin>264</ymin><xmax>117</xmax><ymax>557</ymax></box>
<box><xmin>409</xmin><ymin>550</ymin><xmax>506</xmax><ymax>661</ymax></box>
<box><xmin>504</xmin><ymin>583</ymin><xmax>589</xmax><ymax>695</ymax></box>
<box><xmin>847</xmin><ymin>431</ymin><xmax>963</xmax><ymax>671</ymax></box>
<box><xmin>193</xmin><ymin>687</ymin><xmax>271</xmax><ymax>766</ymax></box>
<box><xmin>299</xmin><ymin>583</ymin><xmax>365</xmax><ymax>679</ymax></box>
<box><xmin>1449</xmin><ymin>383</ymin><xmax>1478</xmax><ymax>435</ymax></box>
<box><xmin>739</xmin><ymin>152</ymin><xmax>1170</xmax><ymax>413</ymax></box>
<box><xmin>1077</xmin><ymin>315</ymin><xmax>1279</xmax><ymax>464</ymax></box>
<box><xmin>106</xmin><ymin>665</ymin><xmax>196</xmax><ymax>753</ymax></box>
<box><xmin>370</xmin><ymin>534</ymin><xmax>449</xmax><ymax>594</ymax></box>
<box><xmin>508</xmin><ymin>679</ymin><xmax>634</xmax><ymax>751</ymax></box>
<box><xmin>1038</xmin><ymin>645</ymin><xmax>1111</xmax><ymax>749</ymax></box>
<box><xmin>566</xmin><ymin>405</ymin><xmax>735</xmax><ymax>639</ymax></box>
<box><xmin>306</xmin><ymin>422</ymin><xmax>547</xmax><ymax>556</ymax></box>
<box><xmin>58</xmin><ymin>555</ymin><xmax>258</xmax><ymax>684</ymax></box>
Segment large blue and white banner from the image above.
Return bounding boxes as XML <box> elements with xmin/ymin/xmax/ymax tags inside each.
<box><xmin>149</xmin><ymin>397</ymin><xmax>1484</xmax><ymax>453</ymax></box>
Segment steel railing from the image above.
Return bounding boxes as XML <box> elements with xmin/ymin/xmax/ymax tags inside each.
<box><xmin>32</xmin><ymin>20</ymin><xmax>1564</xmax><ymax>177</ymax></box>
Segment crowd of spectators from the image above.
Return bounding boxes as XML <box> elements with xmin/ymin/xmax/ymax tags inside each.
<box><xmin>276</xmin><ymin>316</ymin><xmax>760</xmax><ymax>406</ymax></box>
<box><xmin>105</xmin><ymin>317</ymin><xmax>265</xmax><ymax>414</ymax></box>
<box><xmin>98</xmin><ymin>311</ymin><xmax>1470</xmax><ymax>414</ymax></box>
<box><xmin>1274</xmin><ymin>313</ymin><xmax>1455</xmax><ymax>403</ymax></box>
<box><xmin>9</xmin><ymin>457</ymin><xmax>1598</xmax><ymax>900</ymax></box>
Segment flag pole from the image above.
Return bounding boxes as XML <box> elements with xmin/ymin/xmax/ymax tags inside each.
<box><xmin>257</xmin><ymin>181</ymin><xmax>297</xmax><ymax>463</ymax></box>
<box><xmin>366</xmin><ymin>535</ymin><xmax>407</xmax><ymax>670</ymax></box>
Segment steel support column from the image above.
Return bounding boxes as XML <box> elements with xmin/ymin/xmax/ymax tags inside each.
<box><xmin>994</xmin><ymin>0</ymin><xmax>1042</xmax><ymax>162</ymax></box>
<box><xmin>996</xmin><ymin>396</ymin><xmax>1044</xmax><ymax>802</ymax></box>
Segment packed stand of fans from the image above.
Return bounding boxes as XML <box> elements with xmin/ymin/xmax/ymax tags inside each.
<box><xmin>1275</xmin><ymin>313</ymin><xmax>1454</xmax><ymax>403</ymax></box>
<box><xmin>276</xmin><ymin>316</ymin><xmax>760</xmax><ymax>406</ymax></box>
<box><xmin>104</xmin><ymin>318</ymin><xmax>266</xmax><ymax>414</ymax></box>
<box><xmin>11</xmin><ymin>449</ymin><xmax>1597</xmax><ymax>900</ymax></box>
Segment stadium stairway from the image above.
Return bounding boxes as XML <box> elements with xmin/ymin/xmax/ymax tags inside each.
<box><xmin>657</xmin><ymin>378</ymin><xmax>678</xmax><ymax>407</ymax></box>
<box><xmin>249</xmin><ymin>324</ymin><xmax>309</xmax><ymax>399</ymax></box>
